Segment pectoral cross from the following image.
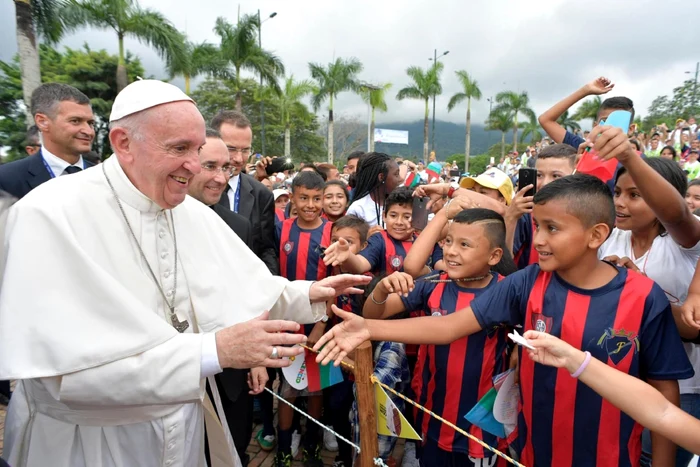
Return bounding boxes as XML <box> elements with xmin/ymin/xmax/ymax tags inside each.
<box><xmin>170</xmin><ymin>308</ymin><xmax>190</xmax><ymax>333</ymax></box>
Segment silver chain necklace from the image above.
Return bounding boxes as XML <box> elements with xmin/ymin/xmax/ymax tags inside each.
<box><xmin>102</xmin><ymin>164</ymin><xmax>189</xmax><ymax>332</ymax></box>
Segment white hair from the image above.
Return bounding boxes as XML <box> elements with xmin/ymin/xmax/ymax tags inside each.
<box><xmin>109</xmin><ymin>111</ymin><xmax>148</xmax><ymax>141</ymax></box>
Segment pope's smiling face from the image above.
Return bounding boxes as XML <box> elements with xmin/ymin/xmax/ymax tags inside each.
<box><xmin>113</xmin><ymin>101</ymin><xmax>206</xmax><ymax>209</ymax></box>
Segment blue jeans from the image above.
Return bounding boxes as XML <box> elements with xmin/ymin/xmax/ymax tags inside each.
<box><xmin>640</xmin><ymin>393</ymin><xmax>700</xmax><ymax>467</ymax></box>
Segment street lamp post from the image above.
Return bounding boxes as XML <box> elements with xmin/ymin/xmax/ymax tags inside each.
<box><xmin>257</xmin><ymin>10</ymin><xmax>277</xmax><ymax>156</ymax></box>
<box><xmin>686</xmin><ymin>62</ymin><xmax>699</xmax><ymax>114</ymax></box>
<box><xmin>428</xmin><ymin>49</ymin><xmax>449</xmax><ymax>157</ymax></box>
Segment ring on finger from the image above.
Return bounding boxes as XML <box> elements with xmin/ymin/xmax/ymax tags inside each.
<box><xmin>270</xmin><ymin>347</ymin><xmax>279</xmax><ymax>359</ymax></box>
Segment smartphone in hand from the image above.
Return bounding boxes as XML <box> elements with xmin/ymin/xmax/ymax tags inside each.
<box><xmin>518</xmin><ymin>168</ymin><xmax>537</xmax><ymax>197</ymax></box>
<box><xmin>411</xmin><ymin>197</ymin><xmax>430</xmax><ymax>231</ymax></box>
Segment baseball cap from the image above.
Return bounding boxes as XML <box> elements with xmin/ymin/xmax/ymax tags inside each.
<box><xmin>273</xmin><ymin>189</ymin><xmax>289</xmax><ymax>201</ymax></box>
<box><xmin>110</xmin><ymin>79</ymin><xmax>193</xmax><ymax>122</ymax></box>
<box><xmin>459</xmin><ymin>167</ymin><xmax>514</xmax><ymax>205</ymax></box>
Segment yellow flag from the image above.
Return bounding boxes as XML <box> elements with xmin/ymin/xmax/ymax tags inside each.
<box><xmin>375</xmin><ymin>385</ymin><xmax>422</xmax><ymax>441</ymax></box>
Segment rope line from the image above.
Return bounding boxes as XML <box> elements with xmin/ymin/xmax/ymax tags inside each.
<box><xmin>371</xmin><ymin>376</ymin><xmax>525</xmax><ymax>467</ymax></box>
<box><xmin>300</xmin><ymin>343</ymin><xmax>355</xmax><ymax>370</ymax></box>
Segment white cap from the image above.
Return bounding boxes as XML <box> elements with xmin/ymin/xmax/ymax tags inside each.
<box><xmin>273</xmin><ymin>189</ymin><xmax>289</xmax><ymax>201</ymax></box>
<box><xmin>109</xmin><ymin>79</ymin><xmax>193</xmax><ymax>122</ymax></box>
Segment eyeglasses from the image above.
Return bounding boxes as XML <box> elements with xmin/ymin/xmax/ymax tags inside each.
<box><xmin>226</xmin><ymin>146</ymin><xmax>253</xmax><ymax>156</ymax></box>
<box><xmin>201</xmin><ymin>163</ymin><xmax>235</xmax><ymax>177</ymax></box>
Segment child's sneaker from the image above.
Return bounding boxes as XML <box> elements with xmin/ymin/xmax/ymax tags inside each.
<box><xmin>402</xmin><ymin>441</ymin><xmax>420</xmax><ymax>467</ymax></box>
<box><xmin>273</xmin><ymin>452</ymin><xmax>292</xmax><ymax>467</ymax></box>
<box><xmin>324</xmin><ymin>427</ymin><xmax>339</xmax><ymax>451</ymax></box>
<box><xmin>302</xmin><ymin>445</ymin><xmax>324</xmax><ymax>467</ymax></box>
<box><xmin>255</xmin><ymin>428</ymin><xmax>276</xmax><ymax>451</ymax></box>
<box><xmin>291</xmin><ymin>429</ymin><xmax>301</xmax><ymax>458</ymax></box>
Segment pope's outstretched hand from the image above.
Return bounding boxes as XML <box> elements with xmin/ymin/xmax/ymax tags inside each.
<box><xmin>309</xmin><ymin>274</ymin><xmax>371</xmax><ymax>302</ymax></box>
<box><xmin>215</xmin><ymin>311</ymin><xmax>308</xmax><ymax>369</ymax></box>
<box><xmin>313</xmin><ymin>305</ymin><xmax>371</xmax><ymax>366</ymax></box>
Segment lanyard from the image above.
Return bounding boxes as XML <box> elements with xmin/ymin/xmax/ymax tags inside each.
<box><xmin>233</xmin><ymin>179</ymin><xmax>241</xmax><ymax>213</ymax></box>
<box><xmin>41</xmin><ymin>156</ymin><xmax>57</xmax><ymax>179</ymax></box>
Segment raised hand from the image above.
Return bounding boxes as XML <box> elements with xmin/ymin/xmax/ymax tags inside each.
<box><xmin>681</xmin><ymin>292</ymin><xmax>700</xmax><ymax>331</ymax></box>
<box><xmin>314</xmin><ymin>305</ymin><xmax>371</xmax><ymax>366</ymax></box>
<box><xmin>506</xmin><ymin>185</ymin><xmax>534</xmax><ymax>221</ymax></box>
<box><xmin>585</xmin><ymin>125</ymin><xmax>637</xmax><ymax>164</ymax></box>
<box><xmin>322</xmin><ymin>238</ymin><xmax>352</xmax><ymax>267</ymax></box>
<box><xmin>602</xmin><ymin>255</ymin><xmax>643</xmax><ymax>275</ymax></box>
<box><xmin>379</xmin><ymin>272</ymin><xmax>415</xmax><ymax>297</ymax></box>
<box><xmin>247</xmin><ymin>367</ymin><xmax>269</xmax><ymax>395</ymax></box>
<box><xmin>584</xmin><ymin>77</ymin><xmax>614</xmax><ymax>96</ymax></box>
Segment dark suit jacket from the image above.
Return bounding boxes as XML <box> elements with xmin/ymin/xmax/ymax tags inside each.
<box><xmin>210</xmin><ymin>203</ymin><xmax>254</xmax><ymax>403</ymax></box>
<box><xmin>218</xmin><ymin>173</ymin><xmax>278</xmax><ymax>275</ymax></box>
<box><xmin>0</xmin><ymin>151</ymin><xmax>95</xmax><ymax>200</ymax></box>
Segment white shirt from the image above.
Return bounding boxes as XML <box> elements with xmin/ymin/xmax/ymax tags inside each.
<box><xmin>41</xmin><ymin>145</ymin><xmax>84</xmax><ymax>176</ymax></box>
<box><xmin>227</xmin><ymin>175</ymin><xmax>240</xmax><ymax>211</ymax></box>
<box><xmin>346</xmin><ymin>193</ymin><xmax>383</xmax><ymax>227</ymax></box>
<box><xmin>599</xmin><ymin>227</ymin><xmax>700</xmax><ymax>393</ymax></box>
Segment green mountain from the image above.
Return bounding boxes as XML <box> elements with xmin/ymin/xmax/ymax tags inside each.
<box><xmin>373</xmin><ymin>120</ymin><xmax>509</xmax><ymax>161</ymax></box>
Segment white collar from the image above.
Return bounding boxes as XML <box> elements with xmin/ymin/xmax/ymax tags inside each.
<box><xmin>228</xmin><ymin>174</ymin><xmax>240</xmax><ymax>191</ymax></box>
<box><xmin>41</xmin><ymin>145</ymin><xmax>84</xmax><ymax>177</ymax></box>
<box><xmin>103</xmin><ymin>155</ymin><xmax>163</xmax><ymax>213</ymax></box>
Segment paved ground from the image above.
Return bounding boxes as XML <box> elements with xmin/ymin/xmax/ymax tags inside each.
<box><xmin>0</xmin><ymin>395</ymin><xmax>406</xmax><ymax>467</ymax></box>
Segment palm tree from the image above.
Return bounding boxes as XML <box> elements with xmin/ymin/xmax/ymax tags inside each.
<box><xmin>557</xmin><ymin>109</ymin><xmax>581</xmax><ymax>132</ymax></box>
<box><xmin>360</xmin><ymin>83</ymin><xmax>392</xmax><ymax>152</ymax></box>
<box><xmin>486</xmin><ymin>110</ymin><xmax>514</xmax><ymax>160</ymax></box>
<box><xmin>309</xmin><ymin>57</ymin><xmax>363</xmax><ymax>163</ymax></box>
<box><xmin>572</xmin><ymin>96</ymin><xmax>602</xmax><ymax>126</ymax></box>
<box><xmin>213</xmin><ymin>15</ymin><xmax>284</xmax><ymax>110</ymax></box>
<box><xmin>278</xmin><ymin>76</ymin><xmax>316</xmax><ymax>158</ymax></box>
<box><xmin>396</xmin><ymin>63</ymin><xmax>443</xmax><ymax>161</ymax></box>
<box><xmin>447</xmin><ymin>70</ymin><xmax>482</xmax><ymax>173</ymax></box>
<box><xmin>521</xmin><ymin>116</ymin><xmax>543</xmax><ymax>143</ymax></box>
<box><xmin>64</xmin><ymin>0</ymin><xmax>187</xmax><ymax>91</ymax></box>
<box><xmin>13</xmin><ymin>0</ymin><xmax>70</xmax><ymax>123</ymax></box>
<box><xmin>493</xmin><ymin>90</ymin><xmax>536</xmax><ymax>151</ymax></box>
<box><xmin>166</xmin><ymin>41</ymin><xmax>222</xmax><ymax>94</ymax></box>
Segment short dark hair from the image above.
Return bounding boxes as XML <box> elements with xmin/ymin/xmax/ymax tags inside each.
<box><xmin>384</xmin><ymin>186</ymin><xmax>413</xmax><ymax>214</ymax></box>
<box><xmin>332</xmin><ymin>214</ymin><xmax>370</xmax><ymax>244</ymax></box>
<box><xmin>534</xmin><ymin>174</ymin><xmax>615</xmax><ymax>230</ymax></box>
<box><xmin>347</xmin><ymin>151</ymin><xmax>365</xmax><ymax>163</ymax></box>
<box><xmin>210</xmin><ymin>110</ymin><xmax>251</xmax><ymax>132</ymax></box>
<box><xmin>299</xmin><ymin>164</ymin><xmax>327</xmax><ymax>181</ymax></box>
<box><xmin>324</xmin><ymin>180</ymin><xmax>349</xmax><ymax>202</ymax></box>
<box><xmin>617</xmin><ymin>157</ymin><xmax>687</xmax><ymax>198</ymax></box>
<box><xmin>292</xmin><ymin>171</ymin><xmax>325</xmax><ymax>192</ymax></box>
<box><xmin>25</xmin><ymin>125</ymin><xmax>40</xmax><ymax>146</ymax></box>
<box><xmin>452</xmin><ymin>208</ymin><xmax>517</xmax><ymax>276</ymax></box>
<box><xmin>205</xmin><ymin>127</ymin><xmax>221</xmax><ymax>139</ymax></box>
<box><xmin>661</xmin><ymin>145</ymin><xmax>678</xmax><ymax>160</ymax></box>
<box><xmin>536</xmin><ymin>143</ymin><xmax>577</xmax><ymax>167</ymax></box>
<box><xmin>317</xmin><ymin>163</ymin><xmax>337</xmax><ymax>180</ymax></box>
<box><xmin>31</xmin><ymin>83</ymin><xmax>90</xmax><ymax>118</ymax></box>
<box><xmin>599</xmin><ymin>97</ymin><xmax>635</xmax><ymax>122</ymax></box>
<box><xmin>689</xmin><ymin>179</ymin><xmax>700</xmax><ymax>189</ymax></box>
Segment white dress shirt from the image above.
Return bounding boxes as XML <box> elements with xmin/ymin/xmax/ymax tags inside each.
<box><xmin>41</xmin><ymin>145</ymin><xmax>85</xmax><ymax>176</ymax></box>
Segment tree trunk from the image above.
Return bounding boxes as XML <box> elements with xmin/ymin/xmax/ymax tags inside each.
<box><xmin>512</xmin><ymin>112</ymin><xmax>519</xmax><ymax>152</ymax></box>
<box><xmin>423</xmin><ymin>99</ymin><xmax>429</xmax><ymax>161</ymax></box>
<box><xmin>327</xmin><ymin>95</ymin><xmax>334</xmax><ymax>163</ymax></box>
<box><xmin>464</xmin><ymin>98</ymin><xmax>471</xmax><ymax>174</ymax></box>
<box><xmin>15</xmin><ymin>0</ymin><xmax>41</xmax><ymax>126</ymax></box>
<box><xmin>501</xmin><ymin>132</ymin><xmax>506</xmax><ymax>160</ymax></box>
<box><xmin>235</xmin><ymin>66</ymin><xmax>242</xmax><ymax>111</ymax></box>
<box><xmin>284</xmin><ymin>125</ymin><xmax>291</xmax><ymax>158</ymax></box>
<box><xmin>369</xmin><ymin>106</ymin><xmax>376</xmax><ymax>152</ymax></box>
<box><xmin>116</xmin><ymin>33</ymin><xmax>128</xmax><ymax>92</ymax></box>
<box><xmin>185</xmin><ymin>75</ymin><xmax>191</xmax><ymax>95</ymax></box>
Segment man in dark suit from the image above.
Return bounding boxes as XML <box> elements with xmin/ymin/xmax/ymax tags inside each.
<box><xmin>188</xmin><ymin>128</ymin><xmax>267</xmax><ymax>466</ymax></box>
<box><xmin>211</xmin><ymin>110</ymin><xmax>278</xmax><ymax>275</ymax></box>
<box><xmin>0</xmin><ymin>83</ymin><xmax>96</xmax><ymax>200</ymax></box>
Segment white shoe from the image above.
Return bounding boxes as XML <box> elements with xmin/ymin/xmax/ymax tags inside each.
<box><xmin>324</xmin><ymin>427</ymin><xmax>339</xmax><ymax>452</ymax></box>
<box><xmin>291</xmin><ymin>430</ymin><xmax>301</xmax><ymax>458</ymax></box>
<box><xmin>402</xmin><ymin>442</ymin><xmax>420</xmax><ymax>467</ymax></box>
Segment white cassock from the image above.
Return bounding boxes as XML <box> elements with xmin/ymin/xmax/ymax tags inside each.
<box><xmin>0</xmin><ymin>155</ymin><xmax>326</xmax><ymax>467</ymax></box>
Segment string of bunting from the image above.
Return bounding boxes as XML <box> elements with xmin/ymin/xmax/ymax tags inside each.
<box><xmin>300</xmin><ymin>343</ymin><xmax>526</xmax><ymax>467</ymax></box>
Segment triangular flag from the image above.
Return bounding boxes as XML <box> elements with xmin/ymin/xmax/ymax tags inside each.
<box><xmin>305</xmin><ymin>349</ymin><xmax>343</xmax><ymax>392</ymax></box>
<box><xmin>375</xmin><ymin>384</ymin><xmax>421</xmax><ymax>441</ymax></box>
<box><xmin>464</xmin><ymin>387</ymin><xmax>506</xmax><ymax>439</ymax></box>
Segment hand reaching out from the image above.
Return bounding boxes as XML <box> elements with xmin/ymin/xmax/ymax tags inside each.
<box><xmin>323</xmin><ymin>238</ymin><xmax>352</xmax><ymax>267</ymax></box>
<box><xmin>313</xmin><ymin>305</ymin><xmax>371</xmax><ymax>366</ymax></box>
<box><xmin>523</xmin><ymin>330</ymin><xmax>585</xmax><ymax>374</ymax></box>
<box><xmin>506</xmin><ymin>185</ymin><xmax>534</xmax><ymax>221</ymax></box>
<box><xmin>378</xmin><ymin>272</ymin><xmax>415</xmax><ymax>297</ymax></box>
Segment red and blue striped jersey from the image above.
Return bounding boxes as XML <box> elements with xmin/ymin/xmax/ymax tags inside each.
<box><xmin>401</xmin><ymin>272</ymin><xmax>509</xmax><ymax>456</ymax></box>
<box><xmin>512</xmin><ymin>213</ymin><xmax>539</xmax><ymax>270</ymax></box>
<box><xmin>471</xmin><ymin>265</ymin><xmax>694</xmax><ymax>467</ymax></box>
<box><xmin>359</xmin><ymin>230</ymin><xmax>414</xmax><ymax>275</ymax></box>
<box><xmin>277</xmin><ymin>218</ymin><xmax>333</xmax><ymax>282</ymax></box>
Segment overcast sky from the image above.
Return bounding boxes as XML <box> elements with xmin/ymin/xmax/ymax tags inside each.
<box><xmin>2</xmin><ymin>0</ymin><xmax>699</xmax><ymax>128</ymax></box>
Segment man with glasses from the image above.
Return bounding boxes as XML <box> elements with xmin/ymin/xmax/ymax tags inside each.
<box><xmin>24</xmin><ymin>125</ymin><xmax>41</xmax><ymax>156</ymax></box>
<box><xmin>188</xmin><ymin>128</ymin><xmax>268</xmax><ymax>466</ymax></box>
<box><xmin>211</xmin><ymin>110</ymin><xmax>278</xmax><ymax>275</ymax></box>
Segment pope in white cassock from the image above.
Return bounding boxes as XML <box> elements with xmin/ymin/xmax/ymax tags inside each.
<box><xmin>0</xmin><ymin>80</ymin><xmax>370</xmax><ymax>467</ymax></box>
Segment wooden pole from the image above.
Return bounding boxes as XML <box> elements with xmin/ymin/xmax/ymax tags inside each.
<box><xmin>354</xmin><ymin>341</ymin><xmax>379</xmax><ymax>467</ymax></box>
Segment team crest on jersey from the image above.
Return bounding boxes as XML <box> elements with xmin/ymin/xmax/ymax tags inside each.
<box><xmin>530</xmin><ymin>313</ymin><xmax>553</xmax><ymax>333</ymax></box>
<box><xmin>430</xmin><ymin>307</ymin><xmax>447</xmax><ymax>317</ymax></box>
<box><xmin>597</xmin><ymin>328</ymin><xmax>640</xmax><ymax>364</ymax></box>
<box><xmin>283</xmin><ymin>241</ymin><xmax>294</xmax><ymax>255</ymax></box>
<box><xmin>388</xmin><ymin>255</ymin><xmax>403</xmax><ymax>271</ymax></box>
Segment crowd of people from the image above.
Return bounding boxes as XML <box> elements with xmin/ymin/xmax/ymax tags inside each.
<box><xmin>1</xmin><ymin>75</ymin><xmax>700</xmax><ymax>467</ymax></box>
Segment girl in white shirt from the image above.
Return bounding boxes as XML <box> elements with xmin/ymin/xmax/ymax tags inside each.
<box><xmin>598</xmin><ymin>156</ymin><xmax>700</xmax><ymax>467</ymax></box>
<box><xmin>346</xmin><ymin>153</ymin><xmax>403</xmax><ymax>227</ymax></box>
